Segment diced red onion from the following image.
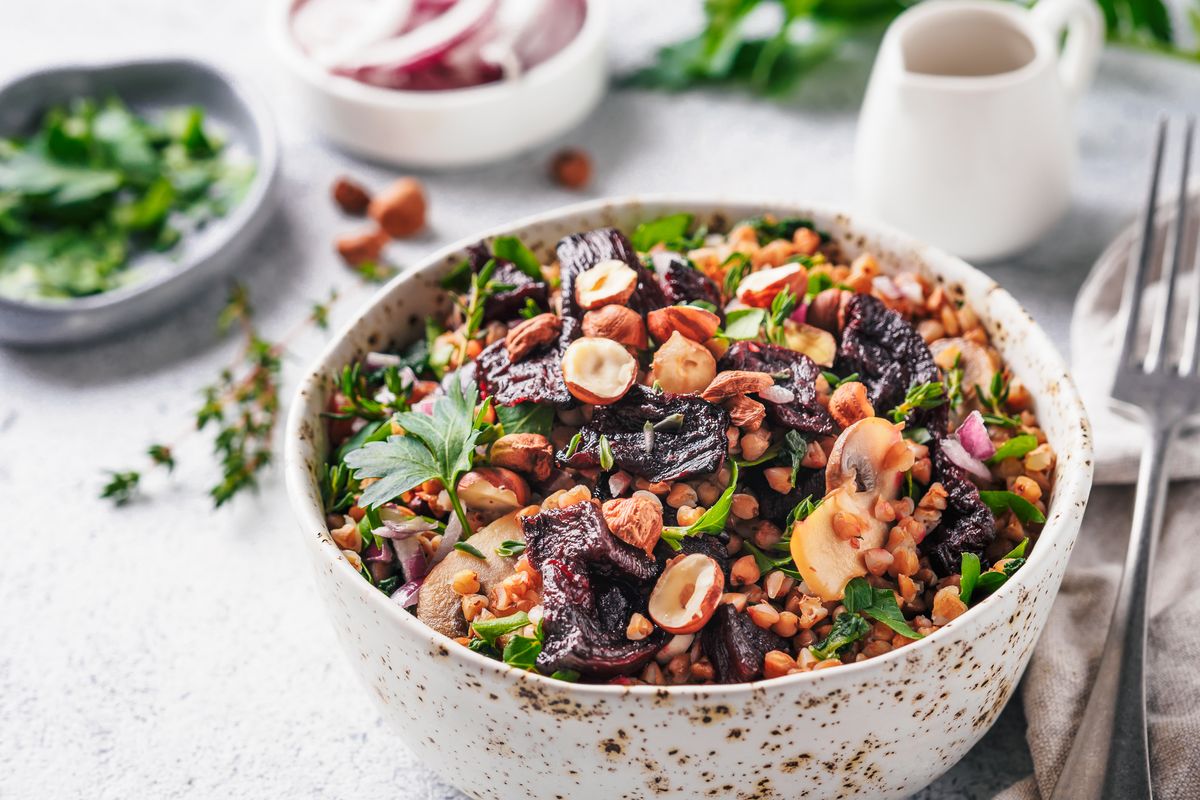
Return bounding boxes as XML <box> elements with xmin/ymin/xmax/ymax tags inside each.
<box><xmin>872</xmin><ymin>275</ymin><xmax>902</xmax><ymax>300</ymax></box>
<box><xmin>377</xmin><ymin>517</ymin><xmax>439</xmax><ymax>538</ymax></box>
<box><xmin>790</xmin><ymin>303</ymin><xmax>808</xmax><ymax>325</ymax></box>
<box><xmin>392</xmin><ymin>536</ymin><xmax>428</xmax><ymax>582</ymax></box>
<box><xmin>955</xmin><ymin>410</ymin><xmax>996</xmax><ymax>461</ymax></box>
<box><xmin>759</xmin><ymin>385</ymin><xmax>795</xmax><ymax>404</ymax></box>
<box><xmin>940</xmin><ymin>436</ymin><xmax>992</xmax><ymax>481</ymax></box>
<box><xmin>392</xmin><ymin>579</ymin><xmax>424</xmax><ymax>608</ymax></box>
<box><xmin>431</xmin><ymin>514</ymin><xmax>463</xmax><ymax>565</ymax></box>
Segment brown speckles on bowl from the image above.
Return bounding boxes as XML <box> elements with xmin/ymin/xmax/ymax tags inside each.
<box><xmin>281</xmin><ymin>196</ymin><xmax>1094</xmax><ymax>799</ymax></box>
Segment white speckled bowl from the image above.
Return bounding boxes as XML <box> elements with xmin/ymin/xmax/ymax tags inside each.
<box><xmin>284</xmin><ymin>198</ymin><xmax>1093</xmax><ymax>799</ymax></box>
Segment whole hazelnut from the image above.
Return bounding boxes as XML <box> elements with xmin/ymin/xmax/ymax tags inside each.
<box><xmin>332</xmin><ymin>176</ymin><xmax>371</xmax><ymax>215</ymax></box>
<box><xmin>550</xmin><ymin>148</ymin><xmax>592</xmax><ymax>190</ymax></box>
<box><xmin>369</xmin><ymin>177</ymin><xmax>427</xmax><ymax>238</ymax></box>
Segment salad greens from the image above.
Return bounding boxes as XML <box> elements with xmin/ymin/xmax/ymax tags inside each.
<box><xmin>0</xmin><ymin>96</ymin><xmax>254</xmax><ymax>300</ymax></box>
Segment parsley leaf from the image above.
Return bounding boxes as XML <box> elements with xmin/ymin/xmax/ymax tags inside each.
<box><xmin>721</xmin><ymin>307</ymin><xmax>766</xmax><ymax>340</ymax></box>
<box><xmin>472</xmin><ymin>611</ymin><xmax>532</xmax><ymax>648</ymax></box>
<box><xmin>810</xmin><ymin>612</ymin><xmax>870</xmax><ymax>660</ymax></box>
<box><xmin>502</xmin><ymin>627</ymin><xmax>543</xmax><ymax>671</ymax></box>
<box><xmin>743</xmin><ymin>541</ymin><xmax>801</xmax><ymax>580</ymax></box>
<box><xmin>496</xmin><ymin>402</ymin><xmax>555</xmax><ymax>437</ymax></box>
<box><xmin>661</xmin><ymin>462</ymin><xmax>739</xmax><ymax>550</ymax></box>
<box><xmin>344</xmin><ymin>374</ymin><xmax>486</xmax><ymax>532</ymax></box>
<box><xmin>842</xmin><ymin>577</ymin><xmax>924</xmax><ymax>640</ymax></box>
<box><xmin>978</xmin><ymin>490</ymin><xmax>1046</xmax><ymax>524</ymax></box>
<box><xmin>492</xmin><ymin>235</ymin><xmax>543</xmax><ymax>280</ymax></box>
<box><xmin>631</xmin><ymin>213</ymin><xmax>694</xmax><ymax>252</ymax></box>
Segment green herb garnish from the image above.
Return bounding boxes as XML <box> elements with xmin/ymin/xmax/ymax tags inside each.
<box><xmin>961</xmin><ymin>539</ymin><xmax>1029</xmax><ymax>604</ymax></box>
<box><xmin>343</xmin><ymin>374</ymin><xmax>490</xmax><ymax>534</ymax></box>
<box><xmin>978</xmin><ymin>491</ymin><xmax>1046</xmax><ymax>524</ymax></box>
<box><xmin>100</xmin><ymin>470</ymin><xmax>141</xmax><ymax>506</ymax></box>
<box><xmin>471</xmin><ymin>611</ymin><xmax>532</xmax><ymax>648</ymax></box>
<box><xmin>496</xmin><ymin>540</ymin><xmax>527</xmax><ymax>558</ymax></box>
<box><xmin>502</xmin><ymin>626</ymin><xmax>543</xmax><ymax>671</ymax></box>
<box><xmin>843</xmin><ymin>577</ymin><xmax>924</xmax><ymax>640</ymax></box>
<box><xmin>821</xmin><ymin>371</ymin><xmax>859</xmax><ymax>390</ymax></box>
<box><xmin>661</xmin><ymin>462</ymin><xmax>740</xmax><ymax>550</ymax></box>
<box><xmin>721</xmin><ymin>307</ymin><xmax>766</xmax><ymax>340</ymax></box>
<box><xmin>987</xmin><ymin>434</ymin><xmax>1038</xmax><ymax>464</ymax></box>
<box><xmin>721</xmin><ymin>251</ymin><xmax>751</xmax><ymax>298</ymax></box>
<box><xmin>887</xmin><ymin>381</ymin><xmax>946</xmax><ymax>423</ymax></box>
<box><xmin>598</xmin><ymin>434</ymin><xmax>615</xmax><ymax>471</ymax></box>
<box><xmin>631</xmin><ymin>213</ymin><xmax>694</xmax><ymax>252</ymax></box>
<box><xmin>496</xmin><ymin>402</ymin><xmax>555</xmax><ymax>437</ymax></box>
<box><xmin>784</xmin><ymin>494</ymin><xmax>820</xmax><ymax>529</ymax></box>
<box><xmin>492</xmin><ymin>235</ymin><xmax>543</xmax><ymax>281</ymax></box>
<box><xmin>454</xmin><ymin>542</ymin><xmax>486</xmax><ymax>559</ymax></box>
<box><xmin>810</xmin><ymin>611</ymin><xmax>870</xmax><ymax>661</ymax></box>
<box><xmin>564</xmin><ymin>431</ymin><xmax>583</xmax><ymax>459</ymax></box>
<box><xmin>743</xmin><ymin>540</ymin><xmax>801</xmax><ymax>580</ymax></box>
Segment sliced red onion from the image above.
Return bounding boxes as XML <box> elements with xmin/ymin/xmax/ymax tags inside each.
<box><xmin>377</xmin><ymin>517</ymin><xmax>439</xmax><ymax>538</ymax></box>
<box><xmin>333</xmin><ymin>0</ymin><xmax>498</xmax><ymax>72</ymax></box>
<box><xmin>895</xmin><ymin>273</ymin><xmax>925</xmax><ymax>304</ymax></box>
<box><xmin>506</xmin><ymin>0</ymin><xmax>585</xmax><ymax>69</ymax></box>
<box><xmin>392</xmin><ymin>579</ymin><xmax>424</xmax><ymax>608</ymax></box>
<box><xmin>363</xmin><ymin>540</ymin><xmax>393</xmax><ymax>563</ymax></box>
<box><xmin>650</xmin><ymin>251</ymin><xmax>679</xmax><ymax>272</ymax></box>
<box><xmin>940</xmin><ymin>436</ymin><xmax>992</xmax><ymax>481</ymax></box>
<box><xmin>872</xmin><ymin>275</ymin><xmax>902</xmax><ymax>300</ymax></box>
<box><xmin>955</xmin><ymin>410</ymin><xmax>996</xmax><ymax>461</ymax></box>
<box><xmin>758</xmin><ymin>384</ymin><xmax>795</xmax><ymax>404</ymax></box>
<box><xmin>790</xmin><ymin>303</ymin><xmax>808</xmax><ymax>325</ymax></box>
<box><xmin>392</xmin><ymin>536</ymin><xmax>428</xmax><ymax>582</ymax></box>
<box><xmin>431</xmin><ymin>513</ymin><xmax>463</xmax><ymax>565</ymax></box>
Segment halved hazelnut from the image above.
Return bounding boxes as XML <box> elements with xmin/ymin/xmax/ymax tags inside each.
<box><xmin>825</xmin><ymin>416</ymin><xmax>905</xmax><ymax>500</ymax></box>
<box><xmin>582</xmin><ymin>305</ymin><xmax>647</xmax><ymax>349</ymax></box>
<box><xmin>647</xmin><ymin>306</ymin><xmax>720</xmax><ymax>344</ymax></box>
<box><xmin>457</xmin><ymin>468</ymin><xmax>531</xmax><ymax>516</ymax></box>
<box><xmin>789</xmin><ymin>484</ymin><xmax>886</xmax><ymax>601</ymax></box>
<box><xmin>648</xmin><ymin>553</ymin><xmax>725</xmax><ymax>634</ymax></box>
<box><xmin>575</xmin><ymin>259</ymin><xmax>638</xmax><ymax>310</ymax></box>
<box><xmin>562</xmin><ymin>336</ymin><xmax>638</xmax><ymax>404</ymax></box>
<box><xmin>782</xmin><ymin>321</ymin><xmax>837</xmax><ymax>366</ymax></box>
<box><xmin>650</xmin><ymin>331</ymin><xmax>717</xmax><ymax>394</ymax></box>
<box><xmin>735</xmin><ymin>262</ymin><xmax>807</xmax><ymax>308</ymax></box>
<box><xmin>602</xmin><ymin>495</ymin><xmax>663</xmax><ymax>555</ymax></box>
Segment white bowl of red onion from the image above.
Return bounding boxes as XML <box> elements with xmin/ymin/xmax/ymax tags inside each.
<box><xmin>269</xmin><ymin>0</ymin><xmax>605</xmax><ymax>169</ymax></box>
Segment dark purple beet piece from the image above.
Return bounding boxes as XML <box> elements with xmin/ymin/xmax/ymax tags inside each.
<box><xmin>556</xmin><ymin>228</ymin><xmax>667</xmax><ymax>322</ymax></box>
<box><xmin>557</xmin><ymin>384</ymin><xmax>730</xmax><ymax>482</ymax></box>
<box><xmin>657</xmin><ymin>254</ymin><xmax>724</xmax><ymax>320</ymax></box>
<box><xmin>475</xmin><ymin>338</ymin><xmax>573</xmax><ymax>407</ymax></box>
<box><xmin>462</xmin><ymin>242</ymin><xmax>550</xmax><ymax>324</ymax></box>
<box><xmin>522</xmin><ymin>501</ymin><xmax>664</xmax><ymax>678</ymax></box>
<box><xmin>745</xmin><ymin>466</ymin><xmax>825</xmax><ymax>527</ymax></box>
<box><xmin>921</xmin><ymin>441</ymin><xmax>997</xmax><ymax>574</ymax></box>
<box><xmin>701</xmin><ymin>603</ymin><xmax>787</xmax><ymax>683</ymax></box>
<box><xmin>836</xmin><ymin>294</ymin><xmax>944</xmax><ymax>432</ymax></box>
<box><xmin>717</xmin><ymin>341</ymin><xmax>836</xmax><ymax>437</ymax></box>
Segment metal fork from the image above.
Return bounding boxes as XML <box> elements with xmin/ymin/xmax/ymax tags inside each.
<box><xmin>1051</xmin><ymin>117</ymin><xmax>1197</xmax><ymax>800</ymax></box>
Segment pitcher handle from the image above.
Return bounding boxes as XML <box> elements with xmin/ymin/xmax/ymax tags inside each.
<box><xmin>1032</xmin><ymin>0</ymin><xmax>1105</xmax><ymax>102</ymax></box>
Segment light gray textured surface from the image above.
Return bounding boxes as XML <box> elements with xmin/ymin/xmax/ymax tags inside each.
<box><xmin>2</xmin><ymin>2</ymin><xmax>1198</xmax><ymax>798</ymax></box>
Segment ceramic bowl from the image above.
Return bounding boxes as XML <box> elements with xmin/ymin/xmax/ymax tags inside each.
<box><xmin>267</xmin><ymin>0</ymin><xmax>607</xmax><ymax>169</ymax></box>
<box><xmin>284</xmin><ymin>197</ymin><xmax>1093</xmax><ymax>799</ymax></box>
<box><xmin>0</xmin><ymin>57</ymin><xmax>280</xmax><ymax>347</ymax></box>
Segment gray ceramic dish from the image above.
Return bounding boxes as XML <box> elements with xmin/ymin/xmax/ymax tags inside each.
<box><xmin>0</xmin><ymin>57</ymin><xmax>280</xmax><ymax>347</ymax></box>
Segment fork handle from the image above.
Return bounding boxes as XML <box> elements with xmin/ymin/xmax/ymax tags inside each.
<box><xmin>1050</xmin><ymin>424</ymin><xmax>1170</xmax><ymax>800</ymax></box>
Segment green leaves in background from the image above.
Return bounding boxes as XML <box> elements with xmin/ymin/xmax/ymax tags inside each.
<box><xmin>625</xmin><ymin>0</ymin><xmax>1199</xmax><ymax>98</ymax></box>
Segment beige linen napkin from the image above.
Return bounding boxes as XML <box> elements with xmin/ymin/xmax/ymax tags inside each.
<box><xmin>997</xmin><ymin>200</ymin><xmax>1200</xmax><ymax>799</ymax></box>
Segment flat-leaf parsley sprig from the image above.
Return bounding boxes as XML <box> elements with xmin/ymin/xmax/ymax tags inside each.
<box><xmin>343</xmin><ymin>374</ymin><xmax>493</xmax><ymax>535</ymax></box>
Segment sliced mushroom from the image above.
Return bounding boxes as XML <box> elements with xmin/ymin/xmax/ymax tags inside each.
<box><xmin>457</xmin><ymin>468</ymin><xmax>530</xmax><ymax>519</ymax></box>
<box><xmin>417</xmin><ymin>510</ymin><xmax>526</xmax><ymax>638</ymax></box>
<box><xmin>824</xmin><ymin>416</ymin><xmax>905</xmax><ymax>499</ymax></box>
<box><xmin>788</xmin><ymin>485</ymin><xmax>886</xmax><ymax>601</ymax></box>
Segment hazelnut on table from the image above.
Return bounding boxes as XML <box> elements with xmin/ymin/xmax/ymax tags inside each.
<box><xmin>369</xmin><ymin>177</ymin><xmax>427</xmax><ymax>238</ymax></box>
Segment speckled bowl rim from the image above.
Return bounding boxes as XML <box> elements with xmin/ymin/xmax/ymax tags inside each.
<box><xmin>284</xmin><ymin>195</ymin><xmax>1093</xmax><ymax>698</ymax></box>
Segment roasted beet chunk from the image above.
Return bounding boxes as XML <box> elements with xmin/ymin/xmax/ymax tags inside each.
<box><xmin>717</xmin><ymin>341</ymin><xmax>836</xmax><ymax>437</ymax></box>
<box><xmin>921</xmin><ymin>441</ymin><xmax>997</xmax><ymax>574</ymax></box>
<box><xmin>522</xmin><ymin>501</ymin><xmax>664</xmax><ymax>678</ymax></box>
<box><xmin>836</xmin><ymin>295</ymin><xmax>942</xmax><ymax>423</ymax></box>
<box><xmin>462</xmin><ymin>243</ymin><xmax>550</xmax><ymax>324</ymax></box>
<box><xmin>657</xmin><ymin>254</ymin><xmax>724</xmax><ymax>320</ymax></box>
<box><xmin>557</xmin><ymin>384</ymin><xmax>730</xmax><ymax>483</ymax></box>
<box><xmin>701</xmin><ymin>604</ymin><xmax>787</xmax><ymax>683</ymax></box>
<box><xmin>745</xmin><ymin>465</ymin><xmax>824</xmax><ymax>527</ymax></box>
<box><xmin>475</xmin><ymin>337</ymin><xmax>573</xmax><ymax>407</ymax></box>
<box><xmin>557</xmin><ymin>228</ymin><xmax>667</xmax><ymax>321</ymax></box>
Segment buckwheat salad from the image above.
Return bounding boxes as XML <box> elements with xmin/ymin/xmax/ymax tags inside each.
<box><xmin>319</xmin><ymin>214</ymin><xmax>1055</xmax><ymax>686</ymax></box>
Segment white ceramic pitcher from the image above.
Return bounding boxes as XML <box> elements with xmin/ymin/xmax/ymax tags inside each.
<box><xmin>855</xmin><ymin>0</ymin><xmax>1103</xmax><ymax>261</ymax></box>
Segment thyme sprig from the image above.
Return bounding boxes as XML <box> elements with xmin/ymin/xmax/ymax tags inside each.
<box><xmin>99</xmin><ymin>283</ymin><xmax>341</xmax><ymax>507</ymax></box>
